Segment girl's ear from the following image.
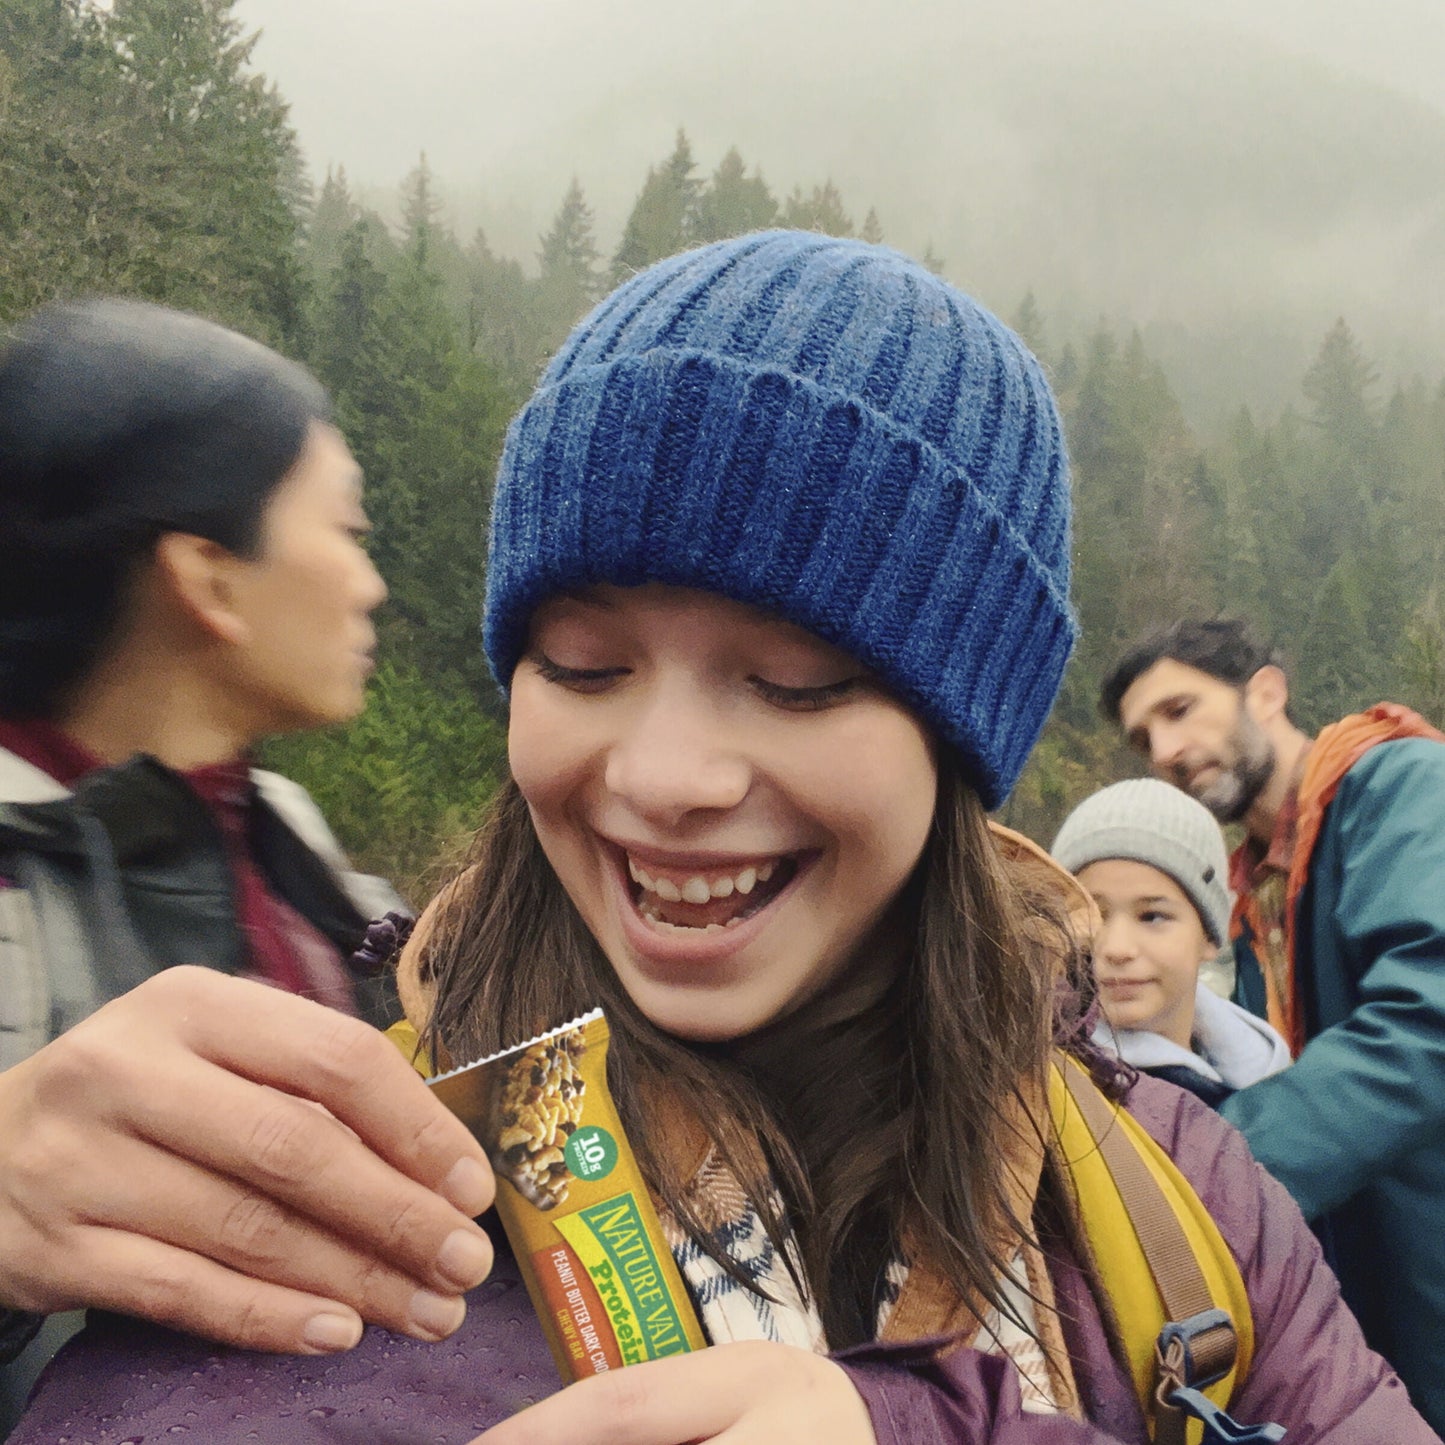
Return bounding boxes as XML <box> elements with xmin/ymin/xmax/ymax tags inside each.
<box><xmin>152</xmin><ymin>532</ymin><xmax>252</xmax><ymax>645</ymax></box>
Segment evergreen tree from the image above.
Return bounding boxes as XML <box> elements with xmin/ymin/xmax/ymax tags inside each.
<box><xmin>860</xmin><ymin>208</ymin><xmax>884</xmax><ymax>245</ymax></box>
<box><xmin>398</xmin><ymin>153</ymin><xmax>447</xmax><ymax>265</ymax></box>
<box><xmin>536</xmin><ymin>177</ymin><xmax>602</xmax><ymax>349</ymax></box>
<box><xmin>1302</xmin><ymin>317</ymin><xmax>1379</xmax><ymax>460</ymax></box>
<box><xmin>353</xmin><ymin>204</ymin><xmax>401</xmax><ymax>271</ymax></box>
<box><xmin>1241</xmin><ymin>403</ymin><xmax>1320</xmax><ymax>649</ymax></box>
<box><xmin>308</xmin><ymin>220</ymin><xmax>393</xmax><ymax>480</ymax></box>
<box><xmin>1203</xmin><ymin>406</ymin><xmax>1269</xmax><ymax>623</ymax></box>
<box><xmin>463</xmin><ymin>227</ymin><xmax>536</xmax><ymax>381</ymax></box>
<box><xmin>0</xmin><ymin>0</ymin><xmax>305</xmax><ymax>340</ymax></box>
<box><xmin>693</xmin><ymin>148</ymin><xmax>777</xmax><ymax>242</ymax></box>
<box><xmin>1379</xmin><ymin>378</ymin><xmax>1445</xmax><ymax>585</ymax></box>
<box><xmin>1053</xmin><ymin>341</ymin><xmax>1081</xmax><ymax>396</ymax></box>
<box><xmin>1400</xmin><ymin>589</ymin><xmax>1445</xmax><ymax>725</ymax></box>
<box><xmin>781</xmin><ymin>180</ymin><xmax>854</xmax><ymax>237</ymax></box>
<box><xmin>538</xmin><ymin>178</ymin><xmax>601</xmax><ymax>291</ymax></box>
<box><xmin>376</xmin><ymin>351</ymin><xmax>515</xmax><ymax>691</ymax></box>
<box><xmin>108</xmin><ymin>0</ymin><xmax>307</xmax><ymax>339</ymax></box>
<box><xmin>1066</xmin><ymin>325</ymin><xmax>1122</xmax><ymax>490</ymax></box>
<box><xmin>1294</xmin><ymin>319</ymin><xmax>1385</xmax><ymax>622</ymax></box>
<box><xmin>386</xmin><ymin>228</ymin><xmax>457</xmax><ymax>403</ymax></box>
<box><xmin>394</xmin><ymin>153</ymin><xmax>478</xmax><ymax>349</ymax></box>
<box><xmin>304</xmin><ymin>165</ymin><xmax>357</xmax><ymax>283</ymax></box>
<box><xmin>310</xmin><ymin>204</ymin><xmax>520</xmax><ymax>697</ymax></box>
<box><xmin>0</xmin><ymin>0</ymin><xmax>113</xmax><ymax>317</ymax></box>
<box><xmin>287</xmin><ymin>180</ymin><xmax>529</xmax><ymax>880</ymax></box>
<box><xmin>1011</xmin><ymin>291</ymin><xmax>1046</xmax><ymax>357</ymax></box>
<box><xmin>1064</xmin><ymin>325</ymin><xmax>1211</xmax><ymax>680</ymax></box>
<box><xmin>1296</xmin><ymin>554</ymin><xmax>1379</xmax><ymax>724</ymax></box>
<box><xmin>612</xmin><ymin>129</ymin><xmax>700</xmax><ymax>280</ymax></box>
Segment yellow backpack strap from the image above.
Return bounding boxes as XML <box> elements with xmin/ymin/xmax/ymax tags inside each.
<box><xmin>1049</xmin><ymin>1057</ymin><xmax>1283</xmax><ymax>1444</ymax></box>
<box><xmin>385</xmin><ymin>1017</ymin><xmax>435</xmax><ymax>1077</ymax></box>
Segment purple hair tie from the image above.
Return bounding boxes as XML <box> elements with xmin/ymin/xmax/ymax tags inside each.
<box><xmin>351</xmin><ymin>910</ymin><xmax>415</xmax><ymax>972</ymax></box>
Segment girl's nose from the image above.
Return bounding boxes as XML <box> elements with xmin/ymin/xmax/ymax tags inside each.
<box><xmin>603</xmin><ymin>690</ymin><xmax>751</xmax><ymax>826</ymax></box>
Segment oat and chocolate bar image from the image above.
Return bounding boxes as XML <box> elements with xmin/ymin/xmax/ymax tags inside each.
<box><xmin>488</xmin><ymin>1026</ymin><xmax>588</xmax><ymax>1210</ymax></box>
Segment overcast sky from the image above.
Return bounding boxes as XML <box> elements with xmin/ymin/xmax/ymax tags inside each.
<box><xmin>232</xmin><ymin>1</ymin><xmax>1445</xmax><ymax>414</ymax></box>
<box><xmin>234</xmin><ymin>0</ymin><xmax>1445</xmax><ymax>243</ymax></box>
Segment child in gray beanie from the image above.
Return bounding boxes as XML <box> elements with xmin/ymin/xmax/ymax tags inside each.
<box><xmin>1051</xmin><ymin>778</ymin><xmax>1289</xmax><ymax>1107</ymax></box>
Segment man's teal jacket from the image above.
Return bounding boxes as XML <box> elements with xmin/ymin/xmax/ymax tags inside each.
<box><xmin>1223</xmin><ymin>738</ymin><xmax>1445</xmax><ymax>1433</ymax></box>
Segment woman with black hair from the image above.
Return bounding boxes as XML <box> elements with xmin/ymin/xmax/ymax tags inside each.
<box><xmin>0</xmin><ymin>300</ymin><xmax>499</xmax><ymax>1427</ymax></box>
<box><xmin>0</xmin><ymin>297</ymin><xmax>399</xmax><ymax>1037</ymax></box>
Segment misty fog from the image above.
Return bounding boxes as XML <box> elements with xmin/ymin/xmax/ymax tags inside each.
<box><xmin>235</xmin><ymin>0</ymin><xmax>1445</xmax><ymax>424</ymax></box>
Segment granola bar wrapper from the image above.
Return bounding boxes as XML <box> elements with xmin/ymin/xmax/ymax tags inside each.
<box><xmin>427</xmin><ymin>1008</ymin><xmax>707</xmax><ymax>1381</ymax></box>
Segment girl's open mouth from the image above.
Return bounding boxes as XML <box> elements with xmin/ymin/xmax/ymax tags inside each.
<box><xmin>626</xmin><ymin>852</ymin><xmax>801</xmax><ymax>933</ymax></box>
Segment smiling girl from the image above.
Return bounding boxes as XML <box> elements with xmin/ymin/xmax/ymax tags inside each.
<box><xmin>14</xmin><ymin>234</ymin><xmax>1430</xmax><ymax>1444</ymax></box>
<box><xmin>1051</xmin><ymin>779</ymin><xmax>1289</xmax><ymax>1108</ymax></box>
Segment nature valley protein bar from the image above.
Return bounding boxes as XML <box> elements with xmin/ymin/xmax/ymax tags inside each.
<box><xmin>427</xmin><ymin>1009</ymin><xmax>707</xmax><ymax>1381</ymax></box>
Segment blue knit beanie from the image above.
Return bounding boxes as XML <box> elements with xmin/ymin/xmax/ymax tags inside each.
<box><xmin>485</xmin><ymin>230</ymin><xmax>1075</xmax><ymax>808</ymax></box>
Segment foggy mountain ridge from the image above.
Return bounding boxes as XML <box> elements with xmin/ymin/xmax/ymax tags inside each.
<box><xmin>240</xmin><ymin>0</ymin><xmax>1445</xmax><ymax>423</ymax></box>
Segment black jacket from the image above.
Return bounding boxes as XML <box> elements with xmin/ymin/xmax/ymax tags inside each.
<box><xmin>0</xmin><ymin>748</ymin><xmax>406</xmax><ymax>1414</ymax></box>
<box><xmin>0</xmin><ymin>749</ymin><xmax>401</xmax><ymax>1066</ymax></box>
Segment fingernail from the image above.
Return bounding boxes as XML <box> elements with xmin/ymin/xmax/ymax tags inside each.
<box><xmin>436</xmin><ymin>1228</ymin><xmax>491</xmax><ymax>1290</ymax></box>
<box><xmin>440</xmin><ymin>1155</ymin><xmax>492</xmax><ymax>1216</ymax></box>
<box><xmin>409</xmin><ymin>1288</ymin><xmax>466</xmax><ymax>1340</ymax></box>
<box><xmin>302</xmin><ymin>1311</ymin><xmax>363</xmax><ymax>1353</ymax></box>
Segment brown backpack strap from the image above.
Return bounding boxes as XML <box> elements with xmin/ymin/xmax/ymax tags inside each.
<box><xmin>1060</xmin><ymin>1065</ymin><xmax>1237</xmax><ymax>1444</ymax></box>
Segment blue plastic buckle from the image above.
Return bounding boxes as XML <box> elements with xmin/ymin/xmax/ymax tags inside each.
<box><xmin>1168</xmin><ymin>1385</ymin><xmax>1287</xmax><ymax>1443</ymax></box>
<box><xmin>1158</xmin><ymin>1308</ymin><xmax>1235</xmax><ymax>1390</ymax></box>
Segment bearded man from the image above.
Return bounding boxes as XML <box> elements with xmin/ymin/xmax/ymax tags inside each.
<box><xmin>1100</xmin><ymin>616</ymin><xmax>1445</xmax><ymax>1431</ymax></box>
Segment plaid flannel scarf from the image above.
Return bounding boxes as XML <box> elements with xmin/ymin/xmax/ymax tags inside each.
<box><xmin>656</xmin><ymin>1140</ymin><xmax>1074</xmax><ymax>1417</ymax></box>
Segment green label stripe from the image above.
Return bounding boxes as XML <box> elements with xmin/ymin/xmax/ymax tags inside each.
<box><xmin>553</xmin><ymin>1192</ymin><xmax>694</xmax><ymax>1366</ymax></box>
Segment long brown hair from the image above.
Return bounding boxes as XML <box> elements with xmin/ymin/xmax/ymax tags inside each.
<box><xmin>419</xmin><ymin>750</ymin><xmax>1087</xmax><ymax>1347</ymax></box>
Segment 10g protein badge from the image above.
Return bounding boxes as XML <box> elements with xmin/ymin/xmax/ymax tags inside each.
<box><xmin>426</xmin><ymin>1009</ymin><xmax>707</xmax><ymax>1382</ymax></box>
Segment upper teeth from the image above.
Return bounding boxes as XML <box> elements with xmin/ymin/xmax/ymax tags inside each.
<box><xmin>629</xmin><ymin>857</ymin><xmax>777</xmax><ymax>901</ymax></box>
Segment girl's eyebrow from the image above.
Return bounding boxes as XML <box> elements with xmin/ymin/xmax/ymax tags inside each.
<box><xmin>757</xmin><ymin>613</ymin><xmax>811</xmax><ymax>634</ymax></box>
<box><xmin>528</xmin><ymin>589</ymin><xmax>611</xmax><ymax>622</ymax></box>
<box><xmin>556</xmin><ymin>587</ymin><xmax>615</xmax><ymax>609</ymax></box>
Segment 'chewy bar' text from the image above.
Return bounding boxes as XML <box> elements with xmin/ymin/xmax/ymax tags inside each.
<box><xmin>426</xmin><ymin>1009</ymin><xmax>707</xmax><ymax>1382</ymax></box>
